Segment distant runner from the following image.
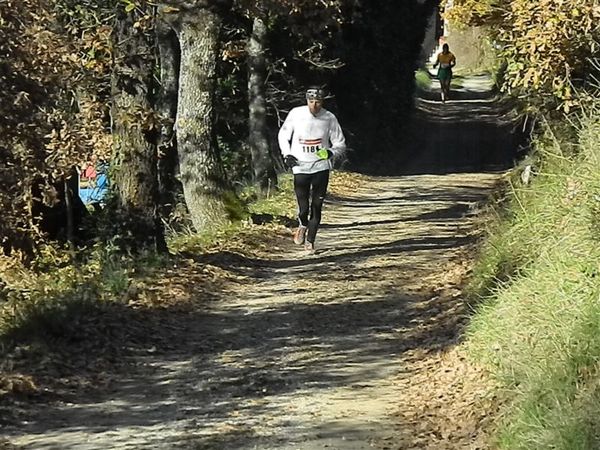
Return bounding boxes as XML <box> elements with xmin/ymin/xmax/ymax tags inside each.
<box><xmin>433</xmin><ymin>43</ymin><xmax>456</xmax><ymax>103</ymax></box>
<box><xmin>278</xmin><ymin>86</ymin><xmax>346</xmax><ymax>253</ymax></box>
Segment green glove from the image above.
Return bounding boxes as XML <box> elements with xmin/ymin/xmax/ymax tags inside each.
<box><xmin>316</xmin><ymin>148</ymin><xmax>333</xmax><ymax>160</ymax></box>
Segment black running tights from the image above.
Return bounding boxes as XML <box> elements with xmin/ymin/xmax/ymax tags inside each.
<box><xmin>294</xmin><ymin>170</ymin><xmax>330</xmax><ymax>244</ymax></box>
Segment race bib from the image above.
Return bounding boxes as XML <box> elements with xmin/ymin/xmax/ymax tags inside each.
<box><xmin>299</xmin><ymin>138</ymin><xmax>323</xmax><ymax>154</ymax></box>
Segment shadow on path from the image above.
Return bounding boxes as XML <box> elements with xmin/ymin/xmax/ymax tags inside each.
<box><xmin>356</xmin><ymin>74</ymin><xmax>527</xmax><ymax>176</ymax></box>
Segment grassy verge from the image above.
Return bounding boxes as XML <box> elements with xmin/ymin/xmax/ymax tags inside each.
<box><xmin>465</xmin><ymin>106</ymin><xmax>600</xmax><ymax>448</ymax></box>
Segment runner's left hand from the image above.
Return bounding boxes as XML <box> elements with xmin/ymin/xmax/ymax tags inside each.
<box><xmin>316</xmin><ymin>148</ymin><xmax>333</xmax><ymax>160</ymax></box>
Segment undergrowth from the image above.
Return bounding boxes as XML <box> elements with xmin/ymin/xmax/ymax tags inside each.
<box><xmin>0</xmin><ymin>173</ymin><xmax>298</xmax><ymax>352</ymax></box>
<box><xmin>466</xmin><ymin>102</ymin><xmax>600</xmax><ymax>449</ymax></box>
<box><xmin>167</xmin><ymin>174</ymin><xmax>296</xmax><ymax>254</ymax></box>
<box><xmin>0</xmin><ymin>242</ymin><xmax>165</xmax><ymax>347</ymax></box>
<box><xmin>415</xmin><ymin>69</ymin><xmax>433</xmax><ymax>90</ymax></box>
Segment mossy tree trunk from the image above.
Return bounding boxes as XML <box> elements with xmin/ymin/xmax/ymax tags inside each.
<box><xmin>161</xmin><ymin>3</ymin><xmax>230</xmax><ymax>232</ymax></box>
<box><xmin>111</xmin><ymin>4</ymin><xmax>167</xmax><ymax>252</ymax></box>
<box><xmin>247</xmin><ymin>12</ymin><xmax>277</xmax><ymax>196</ymax></box>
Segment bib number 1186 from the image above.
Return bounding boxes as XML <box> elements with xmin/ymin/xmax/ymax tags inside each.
<box><xmin>303</xmin><ymin>145</ymin><xmax>319</xmax><ymax>153</ymax></box>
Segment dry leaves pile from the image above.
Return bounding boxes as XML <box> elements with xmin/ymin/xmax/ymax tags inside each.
<box><xmin>0</xmin><ymin>438</ymin><xmax>19</xmax><ymax>450</ymax></box>
<box><xmin>329</xmin><ymin>171</ymin><xmax>369</xmax><ymax>197</ymax></box>
<box><xmin>0</xmin><ymin>375</ymin><xmax>37</xmax><ymax>397</ymax></box>
<box><xmin>393</xmin><ymin>348</ymin><xmax>502</xmax><ymax>449</ymax></box>
<box><xmin>389</xmin><ymin>252</ymin><xmax>504</xmax><ymax>449</ymax></box>
<box><xmin>0</xmin><ymin>167</ymin><xmax>356</xmax><ymax>411</ymax></box>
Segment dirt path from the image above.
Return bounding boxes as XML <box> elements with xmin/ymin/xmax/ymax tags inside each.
<box><xmin>4</xmin><ymin>77</ymin><xmax>516</xmax><ymax>449</ymax></box>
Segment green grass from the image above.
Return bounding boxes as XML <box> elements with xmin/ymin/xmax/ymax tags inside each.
<box><xmin>415</xmin><ymin>68</ymin><xmax>433</xmax><ymax>90</ymax></box>
<box><xmin>167</xmin><ymin>174</ymin><xmax>296</xmax><ymax>254</ymax></box>
<box><xmin>246</xmin><ymin>174</ymin><xmax>296</xmax><ymax>217</ymax></box>
<box><xmin>466</xmin><ymin>104</ymin><xmax>600</xmax><ymax>448</ymax></box>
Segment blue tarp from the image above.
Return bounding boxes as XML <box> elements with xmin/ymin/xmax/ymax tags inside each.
<box><xmin>79</xmin><ymin>173</ymin><xmax>108</xmax><ymax>204</ymax></box>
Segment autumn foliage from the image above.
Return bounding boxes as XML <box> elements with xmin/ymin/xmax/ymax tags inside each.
<box><xmin>0</xmin><ymin>0</ymin><xmax>112</xmax><ymax>255</ymax></box>
<box><xmin>446</xmin><ymin>0</ymin><xmax>600</xmax><ymax>110</ymax></box>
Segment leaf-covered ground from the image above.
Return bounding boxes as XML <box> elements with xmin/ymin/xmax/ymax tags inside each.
<box><xmin>2</xmin><ymin>76</ymin><xmax>516</xmax><ymax>449</ymax></box>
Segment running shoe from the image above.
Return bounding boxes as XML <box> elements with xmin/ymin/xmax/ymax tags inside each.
<box><xmin>304</xmin><ymin>241</ymin><xmax>315</xmax><ymax>253</ymax></box>
<box><xmin>293</xmin><ymin>226</ymin><xmax>307</xmax><ymax>245</ymax></box>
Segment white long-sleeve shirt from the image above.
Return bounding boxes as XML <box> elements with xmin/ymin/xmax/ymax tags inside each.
<box><xmin>277</xmin><ymin>105</ymin><xmax>346</xmax><ymax>174</ymax></box>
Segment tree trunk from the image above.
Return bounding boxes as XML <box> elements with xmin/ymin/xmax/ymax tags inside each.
<box><xmin>111</xmin><ymin>4</ymin><xmax>167</xmax><ymax>252</ymax></box>
<box><xmin>64</xmin><ymin>167</ymin><xmax>80</xmax><ymax>249</ymax></box>
<box><xmin>156</xmin><ymin>18</ymin><xmax>180</xmax><ymax>211</ymax></box>
<box><xmin>167</xmin><ymin>6</ymin><xmax>229</xmax><ymax>232</ymax></box>
<box><xmin>247</xmin><ymin>13</ymin><xmax>277</xmax><ymax>196</ymax></box>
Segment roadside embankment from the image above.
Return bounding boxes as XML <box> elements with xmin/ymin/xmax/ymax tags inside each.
<box><xmin>465</xmin><ymin>103</ymin><xmax>600</xmax><ymax>449</ymax></box>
